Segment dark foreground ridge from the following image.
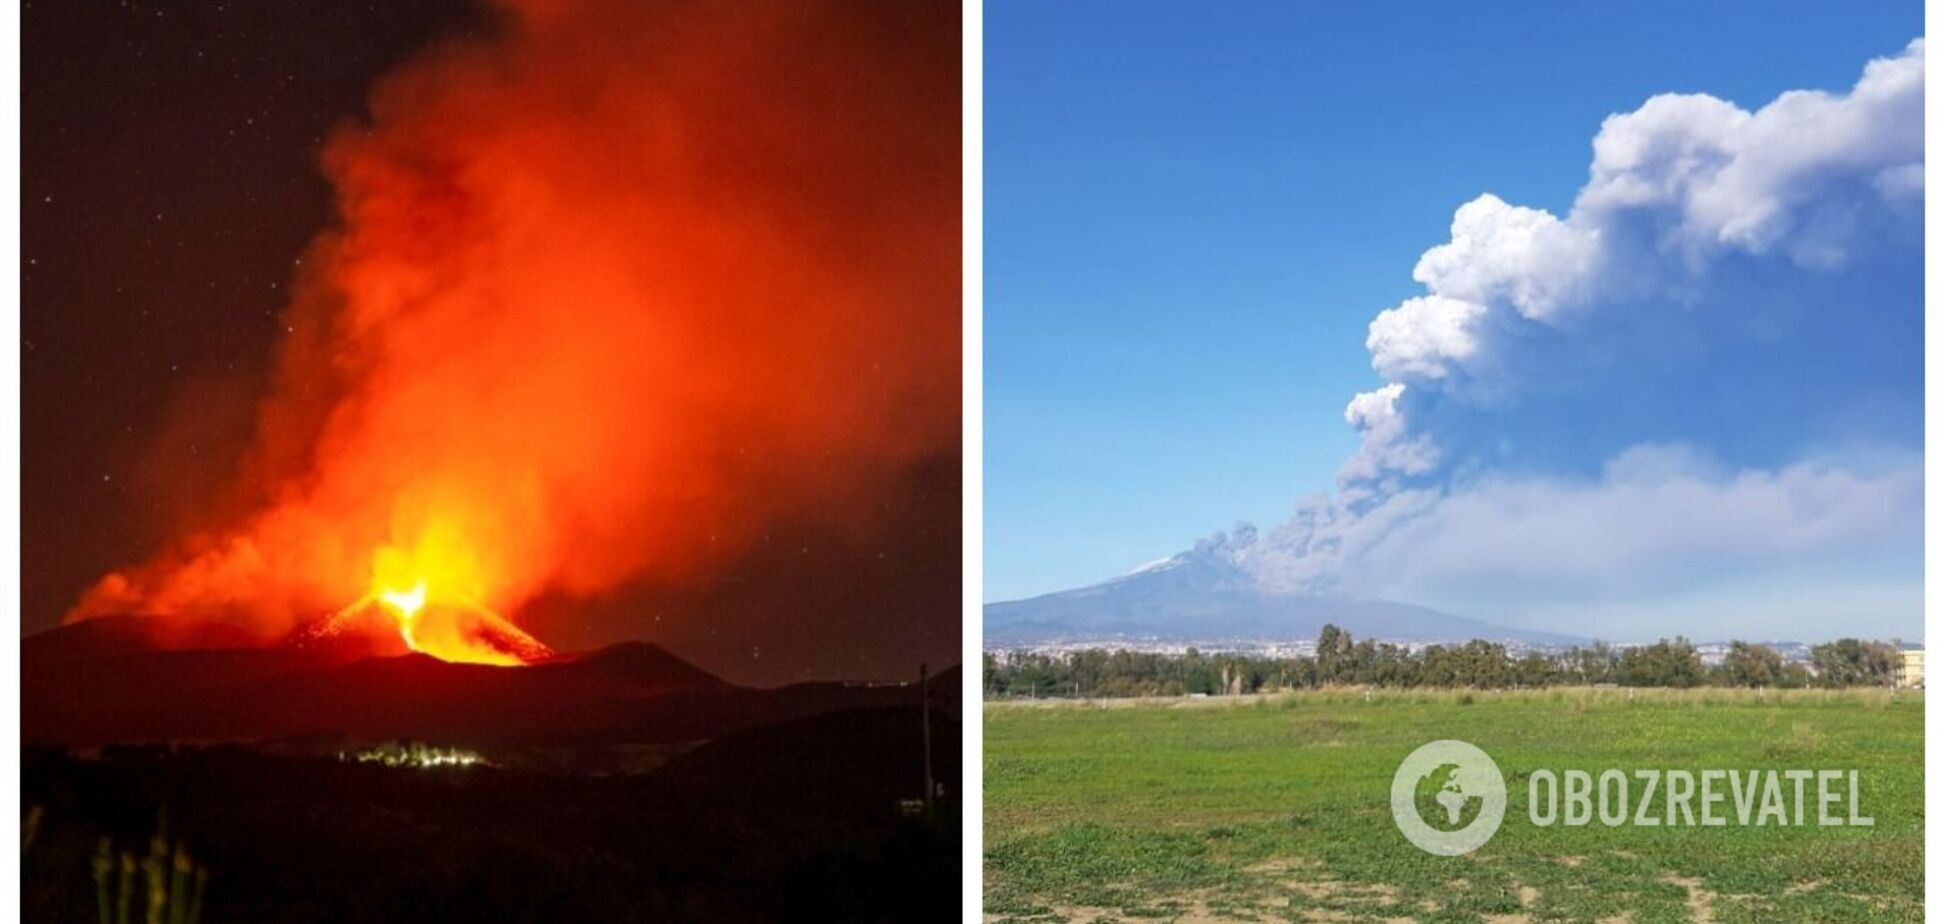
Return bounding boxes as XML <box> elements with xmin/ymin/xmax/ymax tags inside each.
<box><xmin>22</xmin><ymin>619</ymin><xmax>962</xmax><ymax>922</ymax></box>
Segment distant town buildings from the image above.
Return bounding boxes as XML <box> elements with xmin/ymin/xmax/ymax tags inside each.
<box><xmin>1897</xmin><ymin>649</ymin><xmax>1924</xmax><ymax>689</ymax></box>
<box><xmin>341</xmin><ymin>741</ymin><xmax>485</xmax><ymax>769</ymax></box>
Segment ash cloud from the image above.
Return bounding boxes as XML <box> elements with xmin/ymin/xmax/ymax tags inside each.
<box><xmin>69</xmin><ymin>0</ymin><xmax>959</xmax><ymax>646</ymax></box>
<box><xmin>1225</xmin><ymin>40</ymin><xmax>1924</xmax><ymax>638</ymax></box>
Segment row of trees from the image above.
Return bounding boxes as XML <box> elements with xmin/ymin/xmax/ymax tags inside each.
<box><xmin>983</xmin><ymin>625</ymin><xmax>1908</xmax><ymax>698</ymax></box>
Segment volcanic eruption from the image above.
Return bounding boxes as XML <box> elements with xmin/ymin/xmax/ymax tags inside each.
<box><xmin>304</xmin><ymin>579</ymin><xmax>554</xmax><ymax>667</ymax></box>
<box><xmin>59</xmin><ymin>0</ymin><xmax>960</xmax><ymax>666</ymax></box>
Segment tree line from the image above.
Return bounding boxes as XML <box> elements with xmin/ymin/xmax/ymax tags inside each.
<box><xmin>983</xmin><ymin>625</ymin><xmax>1910</xmax><ymax>698</ymax></box>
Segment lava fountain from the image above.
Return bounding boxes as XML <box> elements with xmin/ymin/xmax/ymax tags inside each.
<box><xmin>313</xmin><ymin>584</ymin><xmax>554</xmax><ymax>667</ymax></box>
<box><xmin>301</xmin><ymin>546</ymin><xmax>556</xmax><ymax>666</ymax></box>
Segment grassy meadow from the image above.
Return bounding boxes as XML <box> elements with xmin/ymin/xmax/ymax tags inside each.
<box><xmin>984</xmin><ymin>687</ymin><xmax>1923</xmax><ymax>923</ymax></box>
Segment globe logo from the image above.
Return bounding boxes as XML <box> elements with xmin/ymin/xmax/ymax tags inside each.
<box><xmin>1390</xmin><ymin>740</ymin><xmax>1506</xmax><ymax>855</ymax></box>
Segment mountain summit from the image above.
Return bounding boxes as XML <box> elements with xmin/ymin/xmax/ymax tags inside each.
<box><xmin>985</xmin><ymin>530</ymin><xmax>1581</xmax><ymax>646</ymax></box>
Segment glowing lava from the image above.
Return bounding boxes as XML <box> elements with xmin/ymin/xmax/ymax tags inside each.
<box><xmin>357</xmin><ymin>541</ymin><xmax>552</xmax><ymax>665</ymax></box>
<box><xmin>303</xmin><ymin>547</ymin><xmax>555</xmax><ymax>667</ymax></box>
<box><xmin>378</xmin><ymin>582</ymin><xmax>429</xmax><ymax>649</ymax></box>
<box><xmin>379</xmin><ymin>583</ymin><xmax>428</xmax><ymax>616</ymax></box>
<box><xmin>371</xmin><ymin>580</ymin><xmax>550</xmax><ymax>666</ymax></box>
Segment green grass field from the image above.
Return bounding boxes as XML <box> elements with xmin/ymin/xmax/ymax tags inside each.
<box><xmin>984</xmin><ymin>688</ymin><xmax>1923</xmax><ymax>923</ymax></box>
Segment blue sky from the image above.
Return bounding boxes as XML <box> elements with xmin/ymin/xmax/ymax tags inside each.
<box><xmin>985</xmin><ymin>2</ymin><xmax>1922</xmax><ymax>639</ymax></box>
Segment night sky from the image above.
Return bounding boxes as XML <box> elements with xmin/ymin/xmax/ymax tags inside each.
<box><xmin>22</xmin><ymin>0</ymin><xmax>962</xmax><ymax>685</ymax></box>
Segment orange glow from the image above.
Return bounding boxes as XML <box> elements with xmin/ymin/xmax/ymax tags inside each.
<box><xmin>275</xmin><ymin>535</ymin><xmax>562</xmax><ymax>665</ymax></box>
<box><xmin>312</xmin><ymin>567</ymin><xmax>554</xmax><ymax>667</ymax></box>
<box><xmin>60</xmin><ymin>0</ymin><xmax>958</xmax><ymax>661</ymax></box>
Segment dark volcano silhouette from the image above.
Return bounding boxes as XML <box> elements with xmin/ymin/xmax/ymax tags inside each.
<box><xmin>23</xmin><ymin>619</ymin><xmax>948</xmax><ymax>760</ymax></box>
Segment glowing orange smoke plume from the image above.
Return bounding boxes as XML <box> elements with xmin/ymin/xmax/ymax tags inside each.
<box><xmin>64</xmin><ymin>0</ymin><xmax>960</xmax><ymax>665</ymax></box>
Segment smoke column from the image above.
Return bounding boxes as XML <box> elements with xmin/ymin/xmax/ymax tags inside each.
<box><xmin>1198</xmin><ymin>39</ymin><xmax>1922</xmax><ymax>636</ymax></box>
